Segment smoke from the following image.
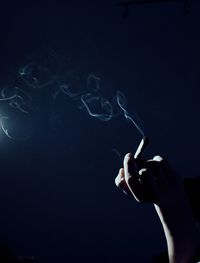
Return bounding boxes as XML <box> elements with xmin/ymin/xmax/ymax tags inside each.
<box><xmin>116</xmin><ymin>91</ymin><xmax>144</xmax><ymax>137</ymax></box>
<box><xmin>19</xmin><ymin>62</ymin><xmax>56</xmax><ymax>89</ymax></box>
<box><xmin>0</xmin><ymin>60</ymin><xmax>145</xmax><ymax>140</ymax></box>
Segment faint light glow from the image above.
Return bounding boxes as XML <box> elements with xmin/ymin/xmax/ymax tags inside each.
<box><xmin>0</xmin><ymin>61</ymin><xmax>145</xmax><ymax>141</ymax></box>
<box><xmin>0</xmin><ymin>116</ymin><xmax>13</xmax><ymax>139</ymax></box>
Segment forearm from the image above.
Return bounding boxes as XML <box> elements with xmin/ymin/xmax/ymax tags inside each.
<box><xmin>154</xmin><ymin>192</ymin><xmax>200</xmax><ymax>263</ymax></box>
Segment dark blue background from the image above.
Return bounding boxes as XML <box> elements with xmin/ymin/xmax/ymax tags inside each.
<box><xmin>0</xmin><ymin>1</ymin><xmax>199</xmax><ymax>262</ymax></box>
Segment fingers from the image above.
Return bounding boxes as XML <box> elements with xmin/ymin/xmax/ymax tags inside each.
<box><xmin>139</xmin><ymin>168</ymin><xmax>157</xmax><ymax>203</ymax></box>
<box><xmin>139</xmin><ymin>166</ymin><xmax>158</xmax><ymax>188</ymax></box>
<box><xmin>115</xmin><ymin>153</ymin><xmax>141</xmax><ymax>198</ymax></box>
<box><xmin>123</xmin><ymin>153</ymin><xmax>132</xmax><ymax>180</ymax></box>
<box><xmin>153</xmin><ymin>155</ymin><xmax>163</xmax><ymax>162</ymax></box>
<box><xmin>123</xmin><ymin>153</ymin><xmax>139</xmax><ymax>186</ymax></box>
<box><xmin>145</xmin><ymin>157</ymin><xmax>167</xmax><ymax>186</ymax></box>
<box><xmin>142</xmin><ymin>155</ymin><xmax>175</xmax><ymax>196</ymax></box>
<box><xmin>152</xmin><ymin>155</ymin><xmax>175</xmax><ymax>182</ymax></box>
<box><xmin>115</xmin><ymin>168</ymin><xmax>124</xmax><ymax>187</ymax></box>
<box><xmin>115</xmin><ymin>168</ymin><xmax>132</xmax><ymax>195</ymax></box>
<box><xmin>115</xmin><ymin>153</ymin><xmax>142</xmax><ymax>202</ymax></box>
<box><xmin>138</xmin><ymin>168</ymin><xmax>147</xmax><ymax>176</ymax></box>
<box><xmin>115</xmin><ymin>152</ymin><xmax>174</xmax><ymax>203</ymax></box>
<box><xmin>123</xmin><ymin>153</ymin><xmax>144</xmax><ymax>201</ymax></box>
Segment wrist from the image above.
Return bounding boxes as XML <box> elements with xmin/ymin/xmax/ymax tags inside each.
<box><xmin>154</xmin><ymin>192</ymin><xmax>200</xmax><ymax>263</ymax></box>
<box><xmin>154</xmin><ymin>188</ymin><xmax>197</xmax><ymax>234</ymax></box>
<box><xmin>154</xmin><ymin>175</ymin><xmax>186</xmax><ymax>209</ymax></box>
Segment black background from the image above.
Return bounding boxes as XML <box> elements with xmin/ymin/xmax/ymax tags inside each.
<box><xmin>0</xmin><ymin>1</ymin><xmax>199</xmax><ymax>262</ymax></box>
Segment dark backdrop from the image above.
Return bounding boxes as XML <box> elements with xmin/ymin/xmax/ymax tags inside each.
<box><xmin>0</xmin><ymin>1</ymin><xmax>199</xmax><ymax>262</ymax></box>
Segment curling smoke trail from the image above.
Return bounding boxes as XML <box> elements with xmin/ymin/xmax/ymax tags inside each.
<box><xmin>0</xmin><ymin>61</ymin><xmax>145</xmax><ymax>140</ymax></box>
<box><xmin>115</xmin><ymin>91</ymin><xmax>144</xmax><ymax>137</ymax></box>
<box><xmin>60</xmin><ymin>73</ymin><xmax>144</xmax><ymax>137</ymax></box>
<box><xmin>80</xmin><ymin>93</ymin><xmax>113</xmax><ymax>121</ymax></box>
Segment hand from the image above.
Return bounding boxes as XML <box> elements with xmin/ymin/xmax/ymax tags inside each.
<box><xmin>115</xmin><ymin>152</ymin><xmax>200</xmax><ymax>263</ymax></box>
<box><xmin>115</xmin><ymin>153</ymin><xmax>184</xmax><ymax>206</ymax></box>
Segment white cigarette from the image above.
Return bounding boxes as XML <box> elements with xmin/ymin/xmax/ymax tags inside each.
<box><xmin>134</xmin><ymin>136</ymin><xmax>149</xmax><ymax>159</ymax></box>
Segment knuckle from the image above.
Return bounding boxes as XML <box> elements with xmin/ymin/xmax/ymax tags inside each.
<box><xmin>138</xmin><ymin>168</ymin><xmax>147</xmax><ymax>176</ymax></box>
<box><xmin>153</xmin><ymin>155</ymin><xmax>163</xmax><ymax>162</ymax></box>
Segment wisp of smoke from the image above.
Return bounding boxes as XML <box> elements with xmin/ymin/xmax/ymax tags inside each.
<box><xmin>0</xmin><ymin>61</ymin><xmax>145</xmax><ymax>141</ymax></box>
<box><xmin>115</xmin><ymin>91</ymin><xmax>144</xmax><ymax>137</ymax></box>
<box><xmin>60</xmin><ymin>73</ymin><xmax>144</xmax><ymax>136</ymax></box>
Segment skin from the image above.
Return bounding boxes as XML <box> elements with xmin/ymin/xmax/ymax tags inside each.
<box><xmin>115</xmin><ymin>153</ymin><xmax>200</xmax><ymax>263</ymax></box>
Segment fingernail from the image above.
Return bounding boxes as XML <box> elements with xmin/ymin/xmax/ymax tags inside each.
<box><xmin>125</xmin><ymin>153</ymin><xmax>132</xmax><ymax>160</ymax></box>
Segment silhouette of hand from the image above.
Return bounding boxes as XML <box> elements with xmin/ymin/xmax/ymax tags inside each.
<box><xmin>115</xmin><ymin>153</ymin><xmax>183</xmax><ymax>205</ymax></box>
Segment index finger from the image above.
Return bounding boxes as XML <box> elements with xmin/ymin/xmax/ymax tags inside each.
<box><xmin>124</xmin><ymin>153</ymin><xmax>139</xmax><ymax>184</ymax></box>
<box><xmin>123</xmin><ymin>153</ymin><xmax>145</xmax><ymax>202</ymax></box>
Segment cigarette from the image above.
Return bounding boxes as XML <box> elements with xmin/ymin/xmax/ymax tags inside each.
<box><xmin>134</xmin><ymin>136</ymin><xmax>149</xmax><ymax>159</ymax></box>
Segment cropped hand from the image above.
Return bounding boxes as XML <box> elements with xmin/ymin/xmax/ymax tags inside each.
<box><xmin>115</xmin><ymin>153</ymin><xmax>183</xmax><ymax>205</ymax></box>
